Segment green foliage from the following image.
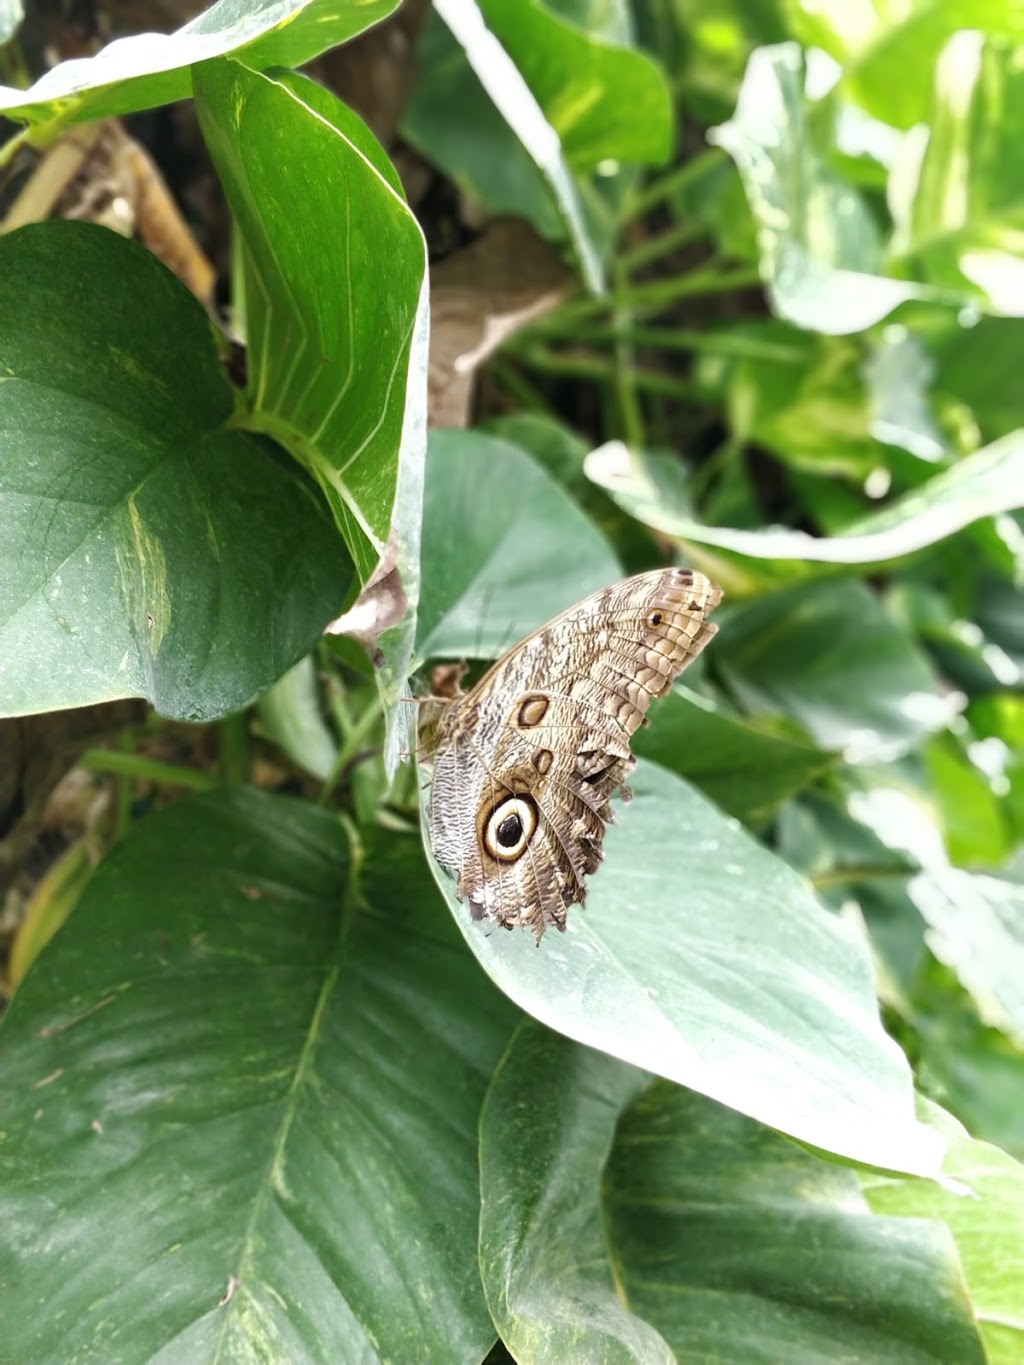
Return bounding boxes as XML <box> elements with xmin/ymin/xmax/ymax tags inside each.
<box><xmin>1</xmin><ymin>0</ymin><xmax>1023</xmax><ymax>1361</ymax></box>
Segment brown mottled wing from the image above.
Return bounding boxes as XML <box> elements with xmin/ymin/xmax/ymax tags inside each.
<box><xmin>425</xmin><ymin>568</ymin><xmax>722</xmax><ymax>940</ymax></box>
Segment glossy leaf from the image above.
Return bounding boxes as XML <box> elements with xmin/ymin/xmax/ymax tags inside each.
<box><xmin>788</xmin><ymin>0</ymin><xmax>1024</xmax><ymax>130</ymax></box>
<box><xmin>605</xmin><ymin>1082</ymin><xmax>984</xmax><ymax>1364</ymax></box>
<box><xmin>863</xmin><ymin>1104</ymin><xmax>1024</xmax><ymax>1365</ymax></box>
<box><xmin>422</xmin><ymin>758</ymin><xmax>941</xmax><ymax>1175</ymax></box>
<box><xmin>0</xmin><ymin>221</ymin><xmax>352</xmax><ymax>721</ymax></box>
<box><xmin>416</xmin><ymin>430</ymin><xmax>620</xmax><ymax>660</ymax></box>
<box><xmin>256</xmin><ymin>655</ymin><xmax>339</xmax><ymax>782</ymax></box>
<box><xmin>0</xmin><ymin>792</ymin><xmax>516</xmax><ymax>1363</ymax></box>
<box><xmin>403</xmin><ymin>0</ymin><xmax>670</xmax><ymax>282</ymax></box>
<box><xmin>630</xmin><ymin>685</ymin><xmax>830</xmax><ymax>825</ymax></box>
<box><xmin>922</xmin><ymin>732</ymin><xmax>1011</xmax><ymax>867</ymax></box>
<box><xmin>479</xmin><ymin>1023</ymin><xmax>669</xmax><ymax>1363</ymax></box>
<box><xmin>908</xmin><ymin>871</ymin><xmax>1024</xmax><ymax>1046</ymax></box>
<box><xmin>712</xmin><ymin>579</ymin><xmax>949</xmax><ymax>762</ymax></box>
<box><xmin>710</xmin><ymin>43</ymin><xmax>928</xmax><ymax>333</ymax></box>
<box><xmin>912</xmin><ymin>961</ymin><xmax>1024</xmax><ymax>1164</ymax></box>
<box><xmin>586</xmin><ymin>432</ymin><xmax>1024</xmax><ymax>565</ymax></box>
<box><xmin>195</xmin><ymin>60</ymin><xmax>428</xmax><ymax>761</ymax></box>
<box><xmin>0</xmin><ymin>0</ymin><xmax>397</xmax><ymax>128</ymax></box>
<box><xmin>889</xmin><ymin>33</ymin><xmax>1024</xmax><ymax>316</ymax></box>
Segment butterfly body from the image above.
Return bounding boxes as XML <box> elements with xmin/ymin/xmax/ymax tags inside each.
<box><xmin>423</xmin><ymin>568</ymin><xmax>722</xmax><ymax>940</ymax></box>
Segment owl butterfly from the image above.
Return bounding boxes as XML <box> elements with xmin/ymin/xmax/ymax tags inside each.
<box><xmin>421</xmin><ymin>568</ymin><xmax>722</xmax><ymax>941</ymax></box>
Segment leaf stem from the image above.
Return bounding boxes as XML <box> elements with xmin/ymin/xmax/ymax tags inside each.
<box><xmin>80</xmin><ymin>749</ymin><xmax>217</xmax><ymax>792</ymax></box>
<box><xmin>628</xmin><ymin>148</ymin><xmax>727</xmax><ymax>219</ymax></box>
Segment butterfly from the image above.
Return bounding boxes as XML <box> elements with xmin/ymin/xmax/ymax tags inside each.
<box><xmin>421</xmin><ymin>568</ymin><xmax>722</xmax><ymax>940</ymax></box>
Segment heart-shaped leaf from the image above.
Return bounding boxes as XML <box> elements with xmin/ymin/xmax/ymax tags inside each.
<box><xmin>195</xmin><ymin>59</ymin><xmax>428</xmax><ymax>762</ymax></box>
<box><xmin>422</xmin><ymin>758</ymin><xmax>941</xmax><ymax>1175</ymax></box>
<box><xmin>0</xmin><ymin>0</ymin><xmax>397</xmax><ymax>128</ymax></box>
<box><xmin>0</xmin><ymin>792</ymin><xmax>516</xmax><ymax>1362</ymax></box>
<box><xmin>417</xmin><ymin>430</ymin><xmax>620</xmax><ymax>660</ymax></box>
<box><xmin>0</xmin><ymin>221</ymin><xmax>352</xmax><ymax>721</ymax></box>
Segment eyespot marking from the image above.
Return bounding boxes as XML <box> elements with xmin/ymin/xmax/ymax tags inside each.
<box><xmin>647</xmin><ymin>610</ymin><xmax>663</xmax><ymax>628</ymax></box>
<box><xmin>532</xmin><ymin>747</ymin><xmax>553</xmax><ymax>776</ymax></box>
<box><xmin>517</xmin><ymin>694</ymin><xmax>550</xmax><ymax>728</ymax></box>
<box><xmin>483</xmin><ymin>796</ymin><xmax>538</xmax><ymax>862</ymax></box>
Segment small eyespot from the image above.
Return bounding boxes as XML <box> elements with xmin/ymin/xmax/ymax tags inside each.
<box><xmin>647</xmin><ymin>610</ymin><xmax>663</xmax><ymax>627</ymax></box>
<box><xmin>532</xmin><ymin>747</ymin><xmax>554</xmax><ymax>776</ymax></box>
<box><xmin>517</xmin><ymin>694</ymin><xmax>549</xmax><ymax>728</ymax></box>
<box><xmin>483</xmin><ymin>796</ymin><xmax>537</xmax><ymax>862</ymax></box>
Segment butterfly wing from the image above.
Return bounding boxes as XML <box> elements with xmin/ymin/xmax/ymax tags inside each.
<box><xmin>425</xmin><ymin>567</ymin><xmax>722</xmax><ymax>939</ymax></box>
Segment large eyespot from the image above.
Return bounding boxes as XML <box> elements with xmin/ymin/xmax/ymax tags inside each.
<box><xmin>483</xmin><ymin>796</ymin><xmax>538</xmax><ymax>862</ymax></box>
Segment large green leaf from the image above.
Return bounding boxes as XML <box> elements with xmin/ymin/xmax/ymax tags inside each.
<box><xmin>0</xmin><ymin>792</ymin><xmax>517</xmax><ymax>1363</ymax></box>
<box><xmin>585</xmin><ymin>432</ymin><xmax>1024</xmax><ymax>565</ymax></box>
<box><xmin>478</xmin><ymin>1023</ymin><xmax>669</xmax><ymax>1363</ymax></box>
<box><xmin>480</xmin><ymin>1025</ymin><xmax>983</xmax><ymax>1364</ymax></box>
<box><xmin>787</xmin><ymin>0</ymin><xmax>1024</xmax><ymax>130</ymax></box>
<box><xmin>630</xmin><ymin>685</ymin><xmax>830</xmax><ymax>825</ymax></box>
<box><xmin>0</xmin><ymin>0</ymin><xmax>397</xmax><ymax>128</ymax></box>
<box><xmin>195</xmin><ymin>60</ymin><xmax>428</xmax><ymax>761</ymax></box>
<box><xmin>416</xmin><ymin>430</ymin><xmax>620</xmax><ymax>660</ymax></box>
<box><xmin>863</xmin><ymin>1103</ymin><xmax>1024</xmax><ymax>1365</ymax></box>
<box><xmin>912</xmin><ymin>960</ymin><xmax>1024</xmax><ymax>1164</ymax></box>
<box><xmin>712</xmin><ymin>578</ymin><xmax>948</xmax><ymax>762</ymax></box>
<box><xmin>421</xmin><ymin>758</ymin><xmax>941</xmax><ymax>1175</ymax></box>
<box><xmin>710</xmin><ymin>43</ymin><xmax>929</xmax><ymax>333</ymax></box>
<box><xmin>605</xmin><ymin>1081</ymin><xmax>985</xmax><ymax>1364</ymax></box>
<box><xmin>403</xmin><ymin>0</ymin><xmax>670</xmax><ymax>282</ymax></box>
<box><xmin>0</xmin><ymin>221</ymin><xmax>352</xmax><ymax>721</ymax></box>
<box><xmin>909</xmin><ymin>871</ymin><xmax>1024</xmax><ymax>1046</ymax></box>
<box><xmin>889</xmin><ymin>32</ymin><xmax>1024</xmax><ymax>316</ymax></box>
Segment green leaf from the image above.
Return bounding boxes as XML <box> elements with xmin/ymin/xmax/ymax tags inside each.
<box><xmin>912</xmin><ymin>961</ymin><xmax>1024</xmax><ymax>1163</ymax></box>
<box><xmin>422</xmin><ymin>758</ymin><xmax>941</xmax><ymax>1175</ymax></box>
<box><xmin>863</xmin><ymin>1103</ymin><xmax>1024</xmax><ymax>1365</ymax></box>
<box><xmin>0</xmin><ymin>0</ymin><xmax>398</xmax><ymax>128</ymax></box>
<box><xmin>479</xmin><ymin>1023</ymin><xmax>671</xmax><ymax>1364</ymax></box>
<box><xmin>908</xmin><ymin>871</ymin><xmax>1024</xmax><ymax>1047</ymax></box>
<box><xmin>922</xmin><ymin>732</ymin><xmax>1011</xmax><ymax>867</ymax></box>
<box><xmin>256</xmin><ymin>655</ymin><xmax>339</xmax><ymax>781</ymax></box>
<box><xmin>605</xmin><ymin>1082</ymin><xmax>985</xmax><ymax>1364</ymax></box>
<box><xmin>416</xmin><ymin>430</ymin><xmax>620</xmax><ymax>660</ymax></box>
<box><xmin>402</xmin><ymin>8</ymin><xmax>563</xmax><ymax>245</ymax></box>
<box><xmin>403</xmin><ymin>0</ymin><xmax>670</xmax><ymax>283</ymax></box>
<box><xmin>889</xmin><ymin>33</ymin><xmax>1024</xmax><ymax>316</ymax></box>
<box><xmin>630</xmin><ymin>685</ymin><xmax>830</xmax><ymax>825</ymax></box>
<box><xmin>194</xmin><ymin>60</ymin><xmax>428</xmax><ymax>763</ymax></box>
<box><xmin>484</xmin><ymin>412</ymin><xmax>660</xmax><ymax>572</ymax></box>
<box><xmin>586</xmin><ymin>432</ymin><xmax>1024</xmax><ymax>565</ymax></box>
<box><xmin>475</xmin><ymin>0</ymin><xmax>672</xmax><ymax>170</ymax></box>
<box><xmin>788</xmin><ymin>0</ymin><xmax>1024</xmax><ymax>131</ymax></box>
<box><xmin>0</xmin><ymin>221</ymin><xmax>352</xmax><ymax>722</ymax></box>
<box><xmin>725</xmin><ymin>329</ymin><xmax>883</xmax><ymax>479</ymax></box>
<box><xmin>933</xmin><ymin>315</ymin><xmax>1024</xmax><ymax>444</ymax></box>
<box><xmin>710</xmin><ymin>43</ymin><xmax>928</xmax><ymax>333</ymax></box>
<box><xmin>713</xmin><ymin>579</ymin><xmax>948</xmax><ymax>762</ymax></box>
<box><xmin>0</xmin><ymin>792</ymin><xmax>516</xmax><ymax>1362</ymax></box>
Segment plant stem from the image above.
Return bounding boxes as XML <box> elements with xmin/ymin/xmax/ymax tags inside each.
<box><xmin>611</xmin><ymin>255</ymin><xmax>644</xmax><ymax>447</ymax></box>
<box><xmin>81</xmin><ymin>749</ymin><xmax>217</xmax><ymax>792</ymax></box>
<box><xmin>809</xmin><ymin>864</ymin><xmax>913</xmax><ymax>890</ymax></box>
<box><xmin>319</xmin><ymin>694</ymin><xmax>385</xmax><ymax>804</ymax></box>
<box><xmin>620</xmin><ymin>219</ymin><xmax>707</xmax><ymax>273</ymax></box>
<box><xmin>218</xmin><ymin>712</ymin><xmax>250</xmax><ymax>785</ymax></box>
<box><xmin>628</xmin><ymin>148</ymin><xmax>726</xmax><ymax>219</ymax></box>
<box><xmin>520</xmin><ymin>345</ymin><xmax>702</xmax><ymax>402</ymax></box>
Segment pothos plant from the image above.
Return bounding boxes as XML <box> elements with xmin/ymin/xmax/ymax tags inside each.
<box><xmin>0</xmin><ymin>2</ymin><xmax>1022</xmax><ymax>1363</ymax></box>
